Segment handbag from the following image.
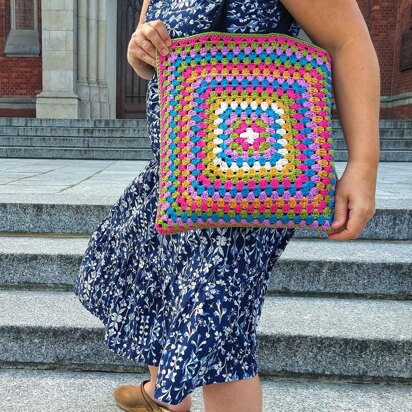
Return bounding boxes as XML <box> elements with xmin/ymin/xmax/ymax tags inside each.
<box><xmin>154</xmin><ymin>0</ymin><xmax>337</xmax><ymax>235</ymax></box>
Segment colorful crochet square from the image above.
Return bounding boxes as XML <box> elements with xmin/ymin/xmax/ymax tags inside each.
<box><xmin>155</xmin><ymin>32</ymin><xmax>337</xmax><ymax>235</ymax></box>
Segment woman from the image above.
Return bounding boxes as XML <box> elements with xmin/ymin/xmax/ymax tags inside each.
<box><xmin>74</xmin><ymin>0</ymin><xmax>380</xmax><ymax>411</ymax></box>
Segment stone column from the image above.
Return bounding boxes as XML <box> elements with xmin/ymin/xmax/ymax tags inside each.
<box><xmin>88</xmin><ymin>0</ymin><xmax>100</xmax><ymax>118</ymax></box>
<box><xmin>36</xmin><ymin>0</ymin><xmax>80</xmax><ymax>118</ymax></box>
<box><xmin>77</xmin><ymin>0</ymin><xmax>90</xmax><ymax>118</ymax></box>
<box><xmin>98</xmin><ymin>0</ymin><xmax>110</xmax><ymax>118</ymax></box>
<box><xmin>106</xmin><ymin>0</ymin><xmax>117</xmax><ymax>119</ymax></box>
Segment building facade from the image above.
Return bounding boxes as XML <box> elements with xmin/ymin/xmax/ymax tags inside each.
<box><xmin>0</xmin><ymin>0</ymin><xmax>411</xmax><ymax>119</ymax></box>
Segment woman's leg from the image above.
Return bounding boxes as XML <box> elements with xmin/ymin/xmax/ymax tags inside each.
<box><xmin>143</xmin><ymin>365</ymin><xmax>193</xmax><ymax>412</ymax></box>
<box><xmin>203</xmin><ymin>374</ymin><xmax>262</xmax><ymax>412</ymax></box>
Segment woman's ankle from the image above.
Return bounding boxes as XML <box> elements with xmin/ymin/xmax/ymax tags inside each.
<box><xmin>143</xmin><ymin>380</ymin><xmax>192</xmax><ymax>412</ymax></box>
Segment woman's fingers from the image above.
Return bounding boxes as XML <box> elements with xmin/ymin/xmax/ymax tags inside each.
<box><xmin>327</xmin><ymin>191</ymin><xmax>376</xmax><ymax>241</ymax></box>
<box><xmin>128</xmin><ymin>34</ymin><xmax>156</xmax><ymax>67</ymax></box>
<box><xmin>139</xmin><ymin>21</ymin><xmax>170</xmax><ymax>58</ymax></box>
<box><xmin>128</xmin><ymin>20</ymin><xmax>171</xmax><ymax>70</ymax></box>
<box><xmin>329</xmin><ymin>179</ymin><xmax>348</xmax><ymax>231</ymax></box>
<box><xmin>327</xmin><ymin>163</ymin><xmax>377</xmax><ymax>241</ymax></box>
<box><xmin>328</xmin><ymin>205</ymin><xmax>365</xmax><ymax>241</ymax></box>
<box><xmin>146</xmin><ymin>20</ymin><xmax>172</xmax><ymax>50</ymax></box>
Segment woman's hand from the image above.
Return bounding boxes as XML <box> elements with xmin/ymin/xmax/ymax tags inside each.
<box><xmin>327</xmin><ymin>161</ymin><xmax>378</xmax><ymax>241</ymax></box>
<box><xmin>127</xmin><ymin>20</ymin><xmax>172</xmax><ymax>79</ymax></box>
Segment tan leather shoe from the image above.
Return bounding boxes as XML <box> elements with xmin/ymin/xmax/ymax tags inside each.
<box><xmin>113</xmin><ymin>379</ymin><xmax>174</xmax><ymax>412</ymax></box>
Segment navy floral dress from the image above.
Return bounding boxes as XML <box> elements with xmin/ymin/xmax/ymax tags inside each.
<box><xmin>74</xmin><ymin>0</ymin><xmax>300</xmax><ymax>406</ymax></box>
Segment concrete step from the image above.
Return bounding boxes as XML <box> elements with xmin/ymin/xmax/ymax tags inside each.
<box><xmin>0</xmin><ymin>127</ymin><xmax>148</xmax><ymax>138</ymax></box>
<box><xmin>1</xmin><ymin>368</ymin><xmax>411</xmax><ymax>412</ymax></box>
<box><xmin>334</xmin><ymin>139</ymin><xmax>412</xmax><ymax>150</ymax></box>
<box><xmin>0</xmin><ymin>116</ymin><xmax>410</xmax><ymax>130</ymax></box>
<box><xmin>0</xmin><ymin>117</ymin><xmax>149</xmax><ymax>128</ymax></box>
<box><xmin>332</xmin><ymin>128</ymin><xmax>412</xmax><ymax>139</ymax></box>
<box><xmin>333</xmin><ymin>150</ymin><xmax>412</xmax><ymax>162</ymax></box>
<box><xmin>1</xmin><ymin>126</ymin><xmax>410</xmax><ymax>139</ymax></box>
<box><xmin>273</xmin><ymin>238</ymin><xmax>412</xmax><ymax>298</ymax></box>
<box><xmin>1</xmin><ymin>135</ymin><xmax>411</xmax><ymax>151</ymax></box>
<box><xmin>0</xmin><ymin>135</ymin><xmax>152</xmax><ymax>148</ymax></box>
<box><xmin>0</xmin><ymin>146</ymin><xmax>154</xmax><ymax>160</ymax></box>
<box><xmin>0</xmin><ymin>234</ymin><xmax>410</xmax><ymax>299</ymax></box>
<box><xmin>0</xmin><ymin>290</ymin><xmax>410</xmax><ymax>381</ymax></box>
<box><xmin>0</xmin><ymin>146</ymin><xmax>410</xmax><ymax>162</ymax></box>
<box><xmin>0</xmin><ymin>196</ymin><xmax>410</xmax><ymax>240</ymax></box>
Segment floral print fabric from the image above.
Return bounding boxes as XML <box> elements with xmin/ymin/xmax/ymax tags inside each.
<box><xmin>74</xmin><ymin>0</ymin><xmax>299</xmax><ymax>406</ymax></box>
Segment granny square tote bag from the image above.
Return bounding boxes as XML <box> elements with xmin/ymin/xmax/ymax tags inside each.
<box><xmin>154</xmin><ymin>1</ymin><xmax>337</xmax><ymax>235</ymax></box>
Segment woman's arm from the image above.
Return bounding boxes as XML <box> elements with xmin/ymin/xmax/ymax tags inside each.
<box><xmin>127</xmin><ymin>0</ymin><xmax>171</xmax><ymax>80</ymax></box>
<box><xmin>280</xmin><ymin>0</ymin><xmax>380</xmax><ymax>240</ymax></box>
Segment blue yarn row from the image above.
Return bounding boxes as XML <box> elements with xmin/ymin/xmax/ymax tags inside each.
<box><xmin>173</xmin><ymin>52</ymin><xmax>327</xmax><ymax>71</ymax></box>
<box><xmin>165</xmin><ymin>208</ymin><xmax>330</xmax><ymax>226</ymax></box>
<box><xmin>165</xmin><ymin>178</ymin><xmax>335</xmax><ymax>204</ymax></box>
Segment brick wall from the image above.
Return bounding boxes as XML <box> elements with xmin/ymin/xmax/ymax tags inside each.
<box><xmin>357</xmin><ymin>0</ymin><xmax>412</xmax><ymax>118</ymax></box>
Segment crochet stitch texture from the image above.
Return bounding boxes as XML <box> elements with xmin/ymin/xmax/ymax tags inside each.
<box><xmin>155</xmin><ymin>32</ymin><xmax>337</xmax><ymax>235</ymax></box>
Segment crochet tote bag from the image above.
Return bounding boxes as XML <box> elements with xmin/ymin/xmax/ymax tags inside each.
<box><xmin>154</xmin><ymin>1</ymin><xmax>337</xmax><ymax>235</ymax></box>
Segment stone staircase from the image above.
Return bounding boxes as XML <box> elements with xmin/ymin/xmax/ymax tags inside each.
<box><xmin>0</xmin><ymin>122</ymin><xmax>411</xmax><ymax>410</ymax></box>
<box><xmin>0</xmin><ymin>117</ymin><xmax>411</xmax><ymax>161</ymax></box>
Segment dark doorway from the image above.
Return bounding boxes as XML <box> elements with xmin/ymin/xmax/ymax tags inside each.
<box><xmin>117</xmin><ymin>0</ymin><xmax>149</xmax><ymax>119</ymax></box>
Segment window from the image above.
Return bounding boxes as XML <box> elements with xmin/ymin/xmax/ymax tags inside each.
<box><xmin>5</xmin><ymin>0</ymin><xmax>40</xmax><ymax>56</ymax></box>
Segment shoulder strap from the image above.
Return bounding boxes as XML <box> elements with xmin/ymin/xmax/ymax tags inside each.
<box><xmin>209</xmin><ymin>0</ymin><xmax>228</xmax><ymax>32</ymax></box>
<box><xmin>208</xmin><ymin>0</ymin><xmax>295</xmax><ymax>34</ymax></box>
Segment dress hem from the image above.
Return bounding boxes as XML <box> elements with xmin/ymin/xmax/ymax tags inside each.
<box><xmin>73</xmin><ymin>284</ymin><xmax>262</xmax><ymax>406</ymax></box>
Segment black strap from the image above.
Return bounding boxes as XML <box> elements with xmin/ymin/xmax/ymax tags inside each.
<box><xmin>209</xmin><ymin>0</ymin><xmax>228</xmax><ymax>32</ymax></box>
<box><xmin>209</xmin><ymin>0</ymin><xmax>295</xmax><ymax>34</ymax></box>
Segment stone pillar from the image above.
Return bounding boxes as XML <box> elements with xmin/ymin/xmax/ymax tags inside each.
<box><xmin>98</xmin><ymin>0</ymin><xmax>110</xmax><ymax>118</ymax></box>
<box><xmin>88</xmin><ymin>0</ymin><xmax>100</xmax><ymax>118</ymax></box>
<box><xmin>77</xmin><ymin>0</ymin><xmax>90</xmax><ymax>118</ymax></box>
<box><xmin>106</xmin><ymin>0</ymin><xmax>117</xmax><ymax>119</ymax></box>
<box><xmin>36</xmin><ymin>0</ymin><xmax>80</xmax><ymax>118</ymax></box>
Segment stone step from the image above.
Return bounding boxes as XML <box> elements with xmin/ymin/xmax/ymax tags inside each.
<box><xmin>0</xmin><ymin>116</ymin><xmax>411</xmax><ymax>130</ymax></box>
<box><xmin>0</xmin><ymin>196</ymin><xmax>410</xmax><ymax>240</ymax></box>
<box><xmin>0</xmin><ymin>117</ymin><xmax>149</xmax><ymax>128</ymax></box>
<box><xmin>0</xmin><ymin>146</ymin><xmax>154</xmax><ymax>160</ymax></box>
<box><xmin>0</xmin><ymin>127</ymin><xmax>149</xmax><ymax>138</ymax></box>
<box><xmin>1</xmin><ymin>136</ymin><xmax>411</xmax><ymax>151</ymax></box>
<box><xmin>1</xmin><ymin>368</ymin><xmax>411</xmax><ymax>412</ymax></box>
<box><xmin>335</xmin><ymin>139</ymin><xmax>412</xmax><ymax>150</ymax></box>
<box><xmin>0</xmin><ymin>135</ymin><xmax>151</xmax><ymax>147</ymax></box>
<box><xmin>340</xmin><ymin>150</ymin><xmax>412</xmax><ymax>162</ymax></box>
<box><xmin>0</xmin><ymin>146</ymin><xmax>410</xmax><ymax>162</ymax></box>
<box><xmin>272</xmin><ymin>238</ymin><xmax>412</xmax><ymax>298</ymax></box>
<box><xmin>0</xmin><ymin>126</ymin><xmax>410</xmax><ymax>140</ymax></box>
<box><xmin>0</xmin><ymin>234</ymin><xmax>410</xmax><ymax>299</ymax></box>
<box><xmin>332</xmin><ymin>129</ymin><xmax>412</xmax><ymax>139</ymax></box>
<box><xmin>0</xmin><ymin>290</ymin><xmax>410</xmax><ymax>382</ymax></box>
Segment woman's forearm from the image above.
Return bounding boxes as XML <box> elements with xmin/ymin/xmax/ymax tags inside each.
<box><xmin>329</xmin><ymin>36</ymin><xmax>381</xmax><ymax>167</ymax></box>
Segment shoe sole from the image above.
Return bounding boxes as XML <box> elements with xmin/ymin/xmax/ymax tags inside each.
<box><xmin>115</xmin><ymin>398</ymin><xmax>181</xmax><ymax>412</ymax></box>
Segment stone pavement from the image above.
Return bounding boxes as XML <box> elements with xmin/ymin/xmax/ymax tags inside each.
<box><xmin>0</xmin><ymin>159</ymin><xmax>410</xmax><ymax>209</ymax></box>
<box><xmin>2</xmin><ymin>369</ymin><xmax>411</xmax><ymax>412</ymax></box>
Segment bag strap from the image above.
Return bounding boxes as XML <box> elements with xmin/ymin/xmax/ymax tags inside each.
<box><xmin>209</xmin><ymin>0</ymin><xmax>295</xmax><ymax>34</ymax></box>
<box><xmin>209</xmin><ymin>0</ymin><xmax>228</xmax><ymax>32</ymax></box>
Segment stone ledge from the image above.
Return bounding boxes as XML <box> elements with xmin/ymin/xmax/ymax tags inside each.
<box><xmin>4</xmin><ymin>29</ymin><xmax>40</xmax><ymax>56</ymax></box>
